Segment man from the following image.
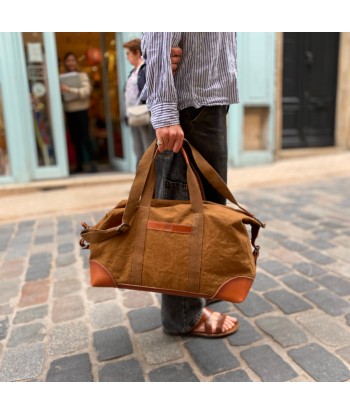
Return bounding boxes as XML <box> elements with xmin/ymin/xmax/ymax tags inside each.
<box><xmin>142</xmin><ymin>33</ymin><xmax>239</xmax><ymax>337</ymax></box>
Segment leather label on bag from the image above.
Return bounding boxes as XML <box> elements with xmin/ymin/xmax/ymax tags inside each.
<box><xmin>147</xmin><ymin>220</ymin><xmax>192</xmax><ymax>234</ymax></box>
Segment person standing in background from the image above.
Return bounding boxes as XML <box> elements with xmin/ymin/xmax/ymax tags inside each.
<box><xmin>123</xmin><ymin>39</ymin><xmax>154</xmax><ymax>167</ymax></box>
<box><xmin>61</xmin><ymin>52</ymin><xmax>98</xmax><ymax>174</ymax></box>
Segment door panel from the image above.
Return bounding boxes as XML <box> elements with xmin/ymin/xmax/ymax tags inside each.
<box><xmin>282</xmin><ymin>33</ymin><xmax>339</xmax><ymax>148</ymax></box>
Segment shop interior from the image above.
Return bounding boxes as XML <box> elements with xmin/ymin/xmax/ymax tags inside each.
<box><xmin>55</xmin><ymin>32</ymin><xmax>123</xmax><ymax>172</ymax></box>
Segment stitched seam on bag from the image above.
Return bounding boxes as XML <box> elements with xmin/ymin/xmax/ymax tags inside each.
<box><xmin>211</xmin><ymin>276</ymin><xmax>254</xmax><ymax>299</ymax></box>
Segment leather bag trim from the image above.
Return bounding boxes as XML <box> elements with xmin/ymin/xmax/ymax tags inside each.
<box><xmin>147</xmin><ymin>220</ymin><xmax>192</xmax><ymax>234</ymax></box>
<box><xmin>90</xmin><ymin>260</ymin><xmax>118</xmax><ymax>287</ymax></box>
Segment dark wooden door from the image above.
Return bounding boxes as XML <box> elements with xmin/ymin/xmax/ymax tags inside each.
<box><xmin>282</xmin><ymin>33</ymin><xmax>339</xmax><ymax>148</ymax></box>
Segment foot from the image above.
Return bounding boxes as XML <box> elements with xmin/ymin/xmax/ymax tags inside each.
<box><xmin>189</xmin><ymin>307</ymin><xmax>239</xmax><ymax>338</ymax></box>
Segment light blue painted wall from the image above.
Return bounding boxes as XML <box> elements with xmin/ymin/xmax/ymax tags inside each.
<box><xmin>228</xmin><ymin>32</ymin><xmax>276</xmax><ymax>167</ymax></box>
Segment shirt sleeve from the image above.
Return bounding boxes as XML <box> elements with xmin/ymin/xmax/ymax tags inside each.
<box><xmin>141</xmin><ymin>32</ymin><xmax>181</xmax><ymax>129</ymax></box>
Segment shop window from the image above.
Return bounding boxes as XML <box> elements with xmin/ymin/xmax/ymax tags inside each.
<box><xmin>22</xmin><ymin>33</ymin><xmax>57</xmax><ymax>166</ymax></box>
<box><xmin>0</xmin><ymin>85</ymin><xmax>10</xmax><ymax>176</ymax></box>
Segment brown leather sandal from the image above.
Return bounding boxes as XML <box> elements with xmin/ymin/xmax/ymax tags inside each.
<box><xmin>188</xmin><ymin>307</ymin><xmax>239</xmax><ymax>338</ymax></box>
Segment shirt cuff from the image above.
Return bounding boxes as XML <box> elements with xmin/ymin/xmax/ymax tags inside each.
<box><xmin>150</xmin><ymin>102</ymin><xmax>180</xmax><ymax>129</ymax></box>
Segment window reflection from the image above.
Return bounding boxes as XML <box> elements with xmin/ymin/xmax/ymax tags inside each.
<box><xmin>22</xmin><ymin>32</ymin><xmax>57</xmax><ymax>166</ymax></box>
<box><xmin>0</xmin><ymin>85</ymin><xmax>10</xmax><ymax>176</ymax></box>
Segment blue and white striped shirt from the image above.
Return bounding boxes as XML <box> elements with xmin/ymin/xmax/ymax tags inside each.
<box><xmin>141</xmin><ymin>32</ymin><xmax>239</xmax><ymax>129</ymax></box>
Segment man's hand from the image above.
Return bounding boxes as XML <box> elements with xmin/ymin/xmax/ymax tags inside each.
<box><xmin>170</xmin><ymin>47</ymin><xmax>182</xmax><ymax>74</ymax></box>
<box><xmin>156</xmin><ymin>125</ymin><xmax>184</xmax><ymax>153</ymax></box>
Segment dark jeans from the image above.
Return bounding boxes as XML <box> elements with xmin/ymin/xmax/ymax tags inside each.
<box><xmin>66</xmin><ymin>109</ymin><xmax>95</xmax><ymax>169</ymax></box>
<box><xmin>156</xmin><ymin>105</ymin><xmax>228</xmax><ymax>334</ymax></box>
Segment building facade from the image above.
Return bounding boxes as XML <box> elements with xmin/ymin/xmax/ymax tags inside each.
<box><xmin>0</xmin><ymin>32</ymin><xmax>349</xmax><ymax>185</ymax></box>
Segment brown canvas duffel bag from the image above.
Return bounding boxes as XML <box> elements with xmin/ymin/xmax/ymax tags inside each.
<box><xmin>79</xmin><ymin>140</ymin><xmax>266</xmax><ymax>303</ymax></box>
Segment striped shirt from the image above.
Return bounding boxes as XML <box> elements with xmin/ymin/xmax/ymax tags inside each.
<box><xmin>141</xmin><ymin>32</ymin><xmax>239</xmax><ymax>129</ymax></box>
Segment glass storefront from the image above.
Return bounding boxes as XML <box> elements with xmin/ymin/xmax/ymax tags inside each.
<box><xmin>55</xmin><ymin>32</ymin><xmax>124</xmax><ymax>171</ymax></box>
<box><xmin>0</xmin><ymin>85</ymin><xmax>10</xmax><ymax>176</ymax></box>
<box><xmin>22</xmin><ymin>32</ymin><xmax>57</xmax><ymax>167</ymax></box>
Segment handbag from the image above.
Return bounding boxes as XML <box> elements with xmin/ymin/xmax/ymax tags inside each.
<box><xmin>127</xmin><ymin>104</ymin><xmax>150</xmax><ymax>127</ymax></box>
<box><xmin>79</xmin><ymin>140</ymin><xmax>266</xmax><ymax>303</ymax></box>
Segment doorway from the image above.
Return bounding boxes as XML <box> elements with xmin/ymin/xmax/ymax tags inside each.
<box><xmin>55</xmin><ymin>32</ymin><xmax>124</xmax><ymax>172</ymax></box>
<box><xmin>282</xmin><ymin>33</ymin><xmax>339</xmax><ymax>149</ymax></box>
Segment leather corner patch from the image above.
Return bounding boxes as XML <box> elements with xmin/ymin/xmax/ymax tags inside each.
<box><xmin>212</xmin><ymin>276</ymin><xmax>254</xmax><ymax>303</ymax></box>
<box><xmin>90</xmin><ymin>260</ymin><xmax>118</xmax><ymax>287</ymax></box>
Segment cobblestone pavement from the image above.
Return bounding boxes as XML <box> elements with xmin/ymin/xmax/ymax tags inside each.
<box><xmin>0</xmin><ymin>173</ymin><xmax>350</xmax><ymax>382</ymax></box>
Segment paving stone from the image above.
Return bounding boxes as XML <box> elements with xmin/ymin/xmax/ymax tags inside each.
<box><xmin>336</xmin><ymin>346</ymin><xmax>350</xmax><ymax>364</ymax></box>
<box><xmin>46</xmin><ymin>353</ymin><xmax>92</xmax><ymax>382</ymax></box>
<box><xmin>300</xmin><ymin>249</ymin><xmax>336</xmax><ymax>265</ymax></box>
<box><xmin>52</xmin><ymin>295</ymin><xmax>84</xmax><ymax>323</ymax></box>
<box><xmin>228</xmin><ymin>316</ymin><xmax>262</xmax><ymax>346</ymax></box>
<box><xmin>25</xmin><ymin>264</ymin><xmax>51</xmax><ymax>281</ymax></box>
<box><xmin>138</xmin><ymin>328</ymin><xmax>183</xmax><ymax>364</ymax></box>
<box><xmin>90</xmin><ymin>301</ymin><xmax>124</xmax><ymax>329</ymax></box>
<box><xmin>128</xmin><ymin>307</ymin><xmax>161</xmax><ymax>333</ymax></box>
<box><xmin>235</xmin><ymin>291</ymin><xmax>274</xmax><ymax>317</ymax></box>
<box><xmin>258</xmin><ymin>259</ymin><xmax>291</xmax><ymax>276</ymax></box>
<box><xmin>213</xmin><ymin>369</ymin><xmax>252</xmax><ymax>382</ymax></box>
<box><xmin>317</xmin><ymin>274</ymin><xmax>350</xmax><ymax>296</ymax></box>
<box><xmin>93</xmin><ymin>326</ymin><xmax>133</xmax><ymax>362</ymax></box>
<box><xmin>294</xmin><ymin>262</ymin><xmax>326</xmax><ymax>277</ymax></box>
<box><xmin>53</xmin><ymin>265</ymin><xmax>80</xmax><ymax>281</ymax></box>
<box><xmin>281</xmin><ymin>274</ymin><xmax>319</xmax><ymax>293</ymax></box>
<box><xmin>281</xmin><ymin>239</ymin><xmax>308</xmax><ymax>253</ymax></box>
<box><xmin>328</xmin><ymin>260</ymin><xmax>350</xmax><ymax>277</ymax></box>
<box><xmin>264</xmin><ymin>289</ymin><xmax>313</xmax><ymax>314</ymax></box>
<box><xmin>0</xmin><ymin>317</ymin><xmax>9</xmax><ymax>341</ymax></box>
<box><xmin>86</xmin><ymin>287</ymin><xmax>117</xmax><ymax>303</ymax></box>
<box><xmin>332</xmin><ymin>235</ymin><xmax>350</xmax><ymax>249</ymax></box>
<box><xmin>0</xmin><ymin>343</ymin><xmax>45</xmax><ymax>381</ymax></box>
<box><xmin>306</xmin><ymin>239</ymin><xmax>335</xmax><ymax>250</ymax></box>
<box><xmin>252</xmin><ymin>271</ymin><xmax>279</xmax><ymax>292</ymax></box>
<box><xmin>14</xmin><ymin>305</ymin><xmax>48</xmax><ymax>324</ymax></box>
<box><xmin>8</xmin><ymin>322</ymin><xmax>46</xmax><ymax>347</ymax></box>
<box><xmin>205</xmin><ymin>300</ymin><xmax>233</xmax><ymax>314</ymax></box>
<box><xmin>347</xmin><ymin>314</ymin><xmax>350</xmax><ymax>326</ymax></box>
<box><xmin>256</xmin><ymin>316</ymin><xmax>307</xmax><ymax>347</ymax></box>
<box><xmin>48</xmin><ymin>321</ymin><xmax>89</xmax><ymax>356</ymax></box>
<box><xmin>296</xmin><ymin>311</ymin><xmax>350</xmax><ymax>346</ymax></box>
<box><xmin>0</xmin><ymin>260</ymin><xmax>25</xmax><ymax>280</ymax></box>
<box><xmin>312</xmin><ymin>229</ymin><xmax>337</xmax><ymax>239</ymax></box>
<box><xmin>264</xmin><ymin>230</ymin><xmax>285</xmax><ymax>241</ymax></box>
<box><xmin>288</xmin><ymin>343</ymin><xmax>350</xmax><ymax>382</ymax></box>
<box><xmin>53</xmin><ymin>279</ymin><xmax>82</xmax><ymax>297</ymax></box>
<box><xmin>122</xmin><ymin>291</ymin><xmax>154</xmax><ymax>308</ymax></box>
<box><xmin>304</xmin><ymin>289</ymin><xmax>350</xmax><ymax>316</ymax></box>
<box><xmin>55</xmin><ymin>253</ymin><xmax>76</xmax><ymax>268</ymax></box>
<box><xmin>241</xmin><ymin>345</ymin><xmax>297</xmax><ymax>382</ymax></box>
<box><xmin>34</xmin><ymin>234</ymin><xmax>54</xmax><ymax>245</ymax></box>
<box><xmin>0</xmin><ymin>304</ymin><xmax>13</xmax><ymax>316</ymax></box>
<box><xmin>149</xmin><ymin>362</ymin><xmax>199</xmax><ymax>382</ymax></box>
<box><xmin>58</xmin><ymin>243</ymin><xmax>75</xmax><ymax>254</ymax></box>
<box><xmin>291</xmin><ymin>220</ymin><xmax>315</xmax><ymax>230</ymax></box>
<box><xmin>0</xmin><ymin>279</ymin><xmax>21</xmax><ymax>303</ymax></box>
<box><xmin>29</xmin><ymin>252</ymin><xmax>52</xmax><ymax>265</ymax></box>
<box><xmin>19</xmin><ymin>279</ymin><xmax>50</xmax><ymax>308</ymax></box>
<box><xmin>99</xmin><ymin>359</ymin><xmax>144</xmax><ymax>382</ymax></box>
<box><xmin>185</xmin><ymin>338</ymin><xmax>239</xmax><ymax>376</ymax></box>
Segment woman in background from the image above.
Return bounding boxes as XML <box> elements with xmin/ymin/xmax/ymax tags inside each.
<box><xmin>123</xmin><ymin>38</ymin><xmax>154</xmax><ymax>167</ymax></box>
<box><xmin>61</xmin><ymin>52</ymin><xmax>97</xmax><ymax>173</ymax></box>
